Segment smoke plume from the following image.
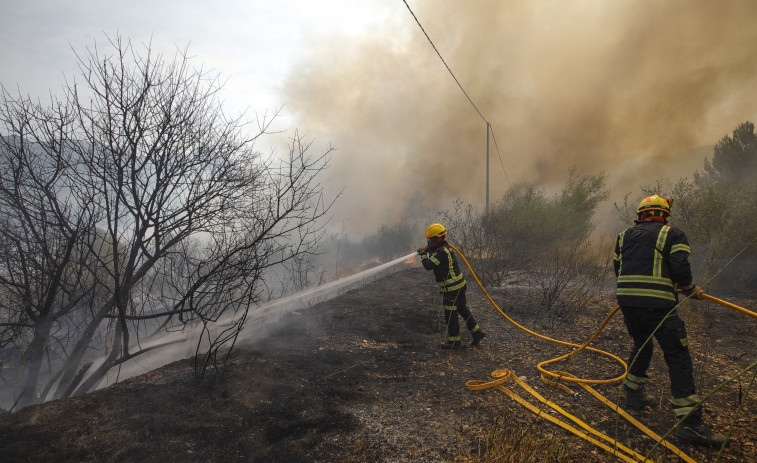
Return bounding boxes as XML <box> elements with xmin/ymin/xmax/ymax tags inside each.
<box><xmin>284</xmin><ymin>0</ymin><xmax>757</xmax><ymax>235</ymax></box>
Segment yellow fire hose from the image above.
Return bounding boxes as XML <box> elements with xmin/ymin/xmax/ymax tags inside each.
<box><xmin>446</xmin><ymin>243</ymin><xmax>627</xmax><ymax>388</ymax></box>
<box><xmin>441</xmin><ymin>243</ymin><xmax>754</xmax><ymax>462</ymax></box>
<box><xmin>701</xmin><ymin>293</ymin><xmax>757</xmax><ymax>319</ymax></box>
<box><xmin>466</xmin><ymin>369</ymin><xmax>699</xmax><ymax>463</ymax></box>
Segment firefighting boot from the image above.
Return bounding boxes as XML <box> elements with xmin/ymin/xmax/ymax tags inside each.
<box><xmin>471</xmin><ymin>330</ymin><xmax>486</xmax><ymax>346</ymax></box>
<box><xmin>676</xmin><ymin>416</ymin><xmax>728</xmax><ymax>447</ymax></box>
<box><xmin>440</xmin><ymin>340</ymin><xmax>462</xmax><ymax>349</ymax></box>
<box><xmin>623</xmin><ymin>386</ymin><xmax>656</xmax><ymax>410</ymax></box>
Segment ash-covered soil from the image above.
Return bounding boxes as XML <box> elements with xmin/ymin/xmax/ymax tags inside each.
<box><xmin>1</xmin><ymin>264</ymin><xmax>755</xmax><ymax>462</ymax></box>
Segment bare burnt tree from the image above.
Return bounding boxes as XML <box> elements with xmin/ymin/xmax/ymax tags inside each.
<box><xmin>277</xmin><ymin>251</ymin><xmax>327</xmax><ymax>297</ymax></box>
<box><xmin>0</xmin><ymin>91</ymin><xmax>106</xmax><ymax>410</ymax></box>
<box><xmin>525</xmin><ymin>239</ymin><xmax>611</xmax><ymax>330</ymax></box>
<box><xmin>0</xmin><ymin>35</ymin><xmax>332</xmax><ymax>408</ymax></box>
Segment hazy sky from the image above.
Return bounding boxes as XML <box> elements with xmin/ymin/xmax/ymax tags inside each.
<box><xmin>2</xmin><ymin>0</ymin><xmax>757</xmax><ymax>236</ymax></box>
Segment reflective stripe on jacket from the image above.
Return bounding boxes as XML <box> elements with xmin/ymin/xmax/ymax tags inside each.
<box><xmin>421</xmin><ymin>243</ymin><xmax>466</xmax><ymax>292</ymax></box>
<box><xmin>614</xmin><ymin>220</ymin><xmax>694</xmax><ymax>308</ymax></box>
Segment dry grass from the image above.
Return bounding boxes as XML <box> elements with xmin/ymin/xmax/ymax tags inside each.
<box><xmin>463</xmin><ymin>423</ymin><xmax>572</xmax><ymax>463</ymax></box>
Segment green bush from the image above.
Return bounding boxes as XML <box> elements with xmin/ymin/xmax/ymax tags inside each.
<box><xmin>617</xmin><ymin>121</ymin><xmax>757</xmax><ymax>293</ymax></box>
<box><xmin>440</xmin><ymin>169</ymin><xmax>607</xmax><ymax>286</ymax></box>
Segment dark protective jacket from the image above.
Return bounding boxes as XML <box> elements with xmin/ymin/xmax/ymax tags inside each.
<box><xmin>421</xmin><ymin>242</ymin><xmax>466</xmax><ymax>293</ymax></box>
<box><xmin>614</xmin><ymin>220</ymin><xmax>694</xmax><ymax>308</ymax></box>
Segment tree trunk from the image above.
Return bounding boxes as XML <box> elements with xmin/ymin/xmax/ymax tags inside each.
<box><xmin>14</xmin><ymin>314</ymin><xmax>52</xmax><ymax>410</ymax></box>
<box><xmin>51</xmin><ymin>308</ymin><xmax>108</xmax><ymax>400</ymax></box>
<box><xmin>72</xmin><ymin>322</ymin><xmax>123</xmax><ymax>396</ymax></box>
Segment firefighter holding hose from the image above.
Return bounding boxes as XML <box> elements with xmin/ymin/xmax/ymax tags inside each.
<box><xmin>614</xmin><ymin>194</ymin><xmax>727</xmax><ymax>447</ymax></box>
<box><xmin>418</xmin><ymin>223</ymin><xmax>486</xmax><ymax>349</ymax></box>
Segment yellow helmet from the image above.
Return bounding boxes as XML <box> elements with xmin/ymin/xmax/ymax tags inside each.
<box><xmin>636</xmin><ymin>194</ymin><xmax>671</xmax><ymax>217</ymax></box>
<box><xmin>425</xmin><ymin>223</ymin><xmax>446</xmax><ymax>239</ymax></box>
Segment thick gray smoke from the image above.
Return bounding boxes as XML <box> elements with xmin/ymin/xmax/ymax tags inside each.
<box><xmin>283</xmin><ymin>0</ymin><xmax>757</xmax><ymax>234</ymax></box>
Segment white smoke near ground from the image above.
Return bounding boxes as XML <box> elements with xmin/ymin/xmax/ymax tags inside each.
<box><xmin>51</xmin><ymin>253</ymin><xmax>417</xmax><ymax>400</ymax></box>
<box><xmin>283</xmin><ymin>0</ymin><xmax>757</xmax><ymax>235</ymax></box>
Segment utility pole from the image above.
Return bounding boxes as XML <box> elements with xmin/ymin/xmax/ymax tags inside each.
<box><xmin>485</xmin><ymin>122</ymin><xmax>490</xmax><ymax>213</ymax></box>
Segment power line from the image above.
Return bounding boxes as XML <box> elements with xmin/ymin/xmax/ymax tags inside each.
<box><xmin>401</xmin><ymin>0</ymin><xmax>511</xmax><ymax>193</ymax></box>
<box><xmin>401</xmin><ymin>0</ymin><xmax>487</xmax><ymax>125</ymax></box>
<box><xmin>489</xmin><ymin>126</ymin><xmax>512</xmax><ymax>190</ymax></box>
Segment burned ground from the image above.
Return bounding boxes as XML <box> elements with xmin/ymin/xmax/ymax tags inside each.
<box><xmin>1</xmin><ymin>264</ymin><xmax>755</xmax><ymax>462</ymax></box>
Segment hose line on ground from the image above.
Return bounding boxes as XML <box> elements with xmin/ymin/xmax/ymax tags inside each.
<box><xmin>447</xmin><ymin>243</ymin><xmax>697</xmax><ymax>462</ymax></box>
<box><xmin>443</xmin><ymin>243</ymin><xmax>754</xmax><ymax>462</ymax></box>
<box><xmin>446</xmin><ymin>243</ymin><xmax>627</xmax><ymax>389</ymax></box>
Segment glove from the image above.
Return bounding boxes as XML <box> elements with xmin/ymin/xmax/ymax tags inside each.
<box><xmin>417</xmin><ymin>246</ymin><xmax>428</xmax><ymax>255</ymax></box>
<box><xmin>680</xmin><ymin>283</ymin><xmax>704</xmax><ymax>300</ymax></box>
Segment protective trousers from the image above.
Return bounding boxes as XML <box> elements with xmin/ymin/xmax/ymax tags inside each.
<box><xmin>442</xmin><ymin>286</ymin><xmax>481</xmax><ymax>342</ymax></box>
<box><xmin>620</xmin><ymin>306</ymin><xmax>702</xmax><ymax>422</ymax></box>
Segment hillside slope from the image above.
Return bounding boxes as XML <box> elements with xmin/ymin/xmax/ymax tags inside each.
<box><xmin>1</xmin><ymin>265</ymin><xmax>755</xmax><ymax>462</ymax></box>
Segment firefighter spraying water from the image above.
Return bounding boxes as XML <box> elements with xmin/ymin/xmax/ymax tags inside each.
<box><xmin>417</xmin><ymin>223</ymin><xmax>486</xmax><ymax>349</ymax></box>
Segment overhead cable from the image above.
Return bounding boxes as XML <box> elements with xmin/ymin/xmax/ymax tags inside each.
<box><xmin>488</xmin><ymin>126</ymin><xmax>511</xmax><ymax>189</ymax></box>
<box><xmin>402</xmin><ymin>0</ymin><xmax>487</xmax><ymax>125</ymax></box>
<box><xmin>402</xmin><ymin>0</ymin><xmax>510</xmax><ymax>189</ymax></box>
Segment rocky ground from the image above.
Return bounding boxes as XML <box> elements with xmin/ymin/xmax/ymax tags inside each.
<box><xmin>1</xmin><ymin>262</ymin><xmax>755</xmax><ymax>462</ymax></box>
